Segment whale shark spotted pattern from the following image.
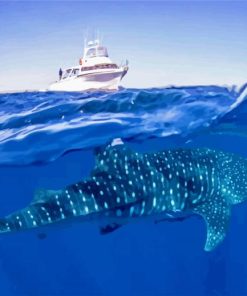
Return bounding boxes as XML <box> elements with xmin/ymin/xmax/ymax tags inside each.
<box><xmin>0</xmin><ymin>142</ymin><xmax>247</xmax><ymax>251</ymax></box>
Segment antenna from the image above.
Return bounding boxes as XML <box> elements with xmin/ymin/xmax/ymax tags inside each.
<box><xmin>96</xmin><ymin>29</ymin><xmax>99</xmax><ymax>43</ymax></box>
<box><xmin>93</xmin><ymin>29</ymin><xmax>96</xmax><ymax>42</ymax></box>
<box><xmin>83</xmin><ymin>28</ymin><xmax>89</xmax><ymax>52</ymax></box>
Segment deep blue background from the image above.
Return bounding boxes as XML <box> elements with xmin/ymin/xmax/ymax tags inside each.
<box><xmin>0</xmin><ymin>133</ymin><xmax>247</xmax><ymax>296</ymax></box>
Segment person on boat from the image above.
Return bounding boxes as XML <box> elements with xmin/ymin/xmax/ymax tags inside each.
<box><xmin>59</xmin><ymin>68</ymin><xmax>63</xmax><ymax>80</ymax></box>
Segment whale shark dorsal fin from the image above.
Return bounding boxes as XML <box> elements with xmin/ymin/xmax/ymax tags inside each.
<box><xmin>111</xmin><ymin>138</ymin><xmax>124</xmax><ymax>146</ymax></box>
<box><xmin>192</xmin><ymin>197</ymin><xmax>231</xmax><ymax>251</ymax></box>
<box><xmin>94</xmin><ymin>139</ymin><xmax>124</xmax><ymax>159</ymax></box>
<box><xmin>94</xmin><ymin>139</ymin><xmax>125</xmax><ymax>171</ymax></box>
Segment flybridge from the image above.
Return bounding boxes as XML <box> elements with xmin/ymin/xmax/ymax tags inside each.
<box><xmin>49</xmin><ymin>39</ymin><xmax>128</xmax><ymax>92</ymax></box>
<box><xmin>84</xmin><ymin>40</ymin><xmax>109</xmax><ymax>59</ymax></box>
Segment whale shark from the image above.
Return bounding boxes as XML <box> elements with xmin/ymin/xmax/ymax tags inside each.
<box><xmin>0</xmin><ymin>141</ymin><xmax>247</xmax><ymax>251</ymax></box>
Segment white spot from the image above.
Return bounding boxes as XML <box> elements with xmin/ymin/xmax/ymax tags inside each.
<box><xmin>116</xmin><ymin>209</ymin><xmax>122</xmax><ymax>216</ymax></box>
<box><xmin>140</xmin><ymin>201</ymin><xmax>146</xmax><ymax>215</ymax></box>
<box><xmin>130</xmin><ymin>206</ymin><xmax>135</xmax><ymax>216</ymax></box>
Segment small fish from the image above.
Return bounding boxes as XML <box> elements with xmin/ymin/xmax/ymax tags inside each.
<box><xmin>0</xmin><ymin>141</ymin><xmax>246</xmax><ymax>251</ymax></box>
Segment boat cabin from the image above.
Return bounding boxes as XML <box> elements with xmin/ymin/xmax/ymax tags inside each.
<box><xmin>60</xmin><ymin>40</ymin><xmax>121</xmax><ymax>80</ymax></box>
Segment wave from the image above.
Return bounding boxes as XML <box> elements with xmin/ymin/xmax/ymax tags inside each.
<box><xmin>212</xmin><ymin>83</ymin><xmax>247</xmax><ymax>137</ymax></box>
<box><xmin>0</xmin><ymin>85</ymin><xmax>246</xmax><ymax>166</ymax></box>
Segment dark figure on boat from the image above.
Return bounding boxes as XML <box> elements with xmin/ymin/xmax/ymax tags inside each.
<box><xmin>59</xmin><ymin>68</ymin><xmax>63</xmax><ymax>80</ymax></box>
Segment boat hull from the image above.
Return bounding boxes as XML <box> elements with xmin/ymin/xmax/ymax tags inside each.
<box><xmin>49</xmin><ymin>69</ymin><xmax>126</xmax><ymax>92</ymax></box>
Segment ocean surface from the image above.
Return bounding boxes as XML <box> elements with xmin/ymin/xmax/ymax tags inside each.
<box><xmin>1</xmin><ymin>85</ymin><xmax>247</xmax><ymax>296</ymax></box>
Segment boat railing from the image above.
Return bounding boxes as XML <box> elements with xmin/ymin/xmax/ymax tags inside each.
<box><xmin>119</xmin><ymin>59</ymin><xmax>129</xmax><ymax>68</ymax></box>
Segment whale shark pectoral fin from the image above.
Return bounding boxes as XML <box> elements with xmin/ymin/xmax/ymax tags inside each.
<box><xmin>192</xmin><ymin>197</ymin><xmax>231</xmax><ymax>252</ymax></box>
<box><xmin>99</xmin><ymin>223</ymin><xmax>123</xmax><ymax>235</ymax></box>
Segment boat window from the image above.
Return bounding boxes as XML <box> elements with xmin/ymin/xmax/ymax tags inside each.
<box><xmin>81</xmin><ymin>66</ymin><xmax>94</xmax><ymax>71</ymax></box>
<box><xmin>101</xmin><ymin>64</ymin><xmax>118</xmax><ymax>69</ymax></box>
<box><xmin>63</xmin><ymin>69</ymin><xmax>72</xmax><ymax>79</ymax></box>
<box><xmin>97</xmin><ymin>47</ymin><xmax>108</xmax><ymax>57</ymax></box>
<box><xmin>81</xmin><ymin>64</ymin><xmax>118</xmax><ymax>72</ymax></box>
<box><xmin>72</xmin><ymin>68</ymin><xmax>79</xmax><ymax>76</ymax></box>
<box><xmin>86</xmin><ymin>48</ymin><xmax>97</xmax><ymax>58</ymax></box>
<box><xmin>85</xmin><ymin>46</ymin><xmax>109</xmax><ymax>58</ymax></box>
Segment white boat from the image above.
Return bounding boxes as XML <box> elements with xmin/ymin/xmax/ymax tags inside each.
<box><xmin>49</xmin><ymin>39</ymin><xmax>129</xmax><ymax>92</ymax></box>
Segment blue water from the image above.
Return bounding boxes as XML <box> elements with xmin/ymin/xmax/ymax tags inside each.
<box><xmin>1</xmin><ymin>85</ymin><xmax>247</xmax><ymax>296</ymax></box>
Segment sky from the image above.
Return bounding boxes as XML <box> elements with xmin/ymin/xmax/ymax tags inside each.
<box><xmin>0</xmin><ymin>1</ymin><xmax>246</xmax><ymax>91</ymax></box>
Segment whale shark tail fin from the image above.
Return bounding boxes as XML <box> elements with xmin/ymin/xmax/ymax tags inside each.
<box><xmin>192</xmin><ymin>195</ymin><xmax>231</xmax><ymax>252</ymax></box>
